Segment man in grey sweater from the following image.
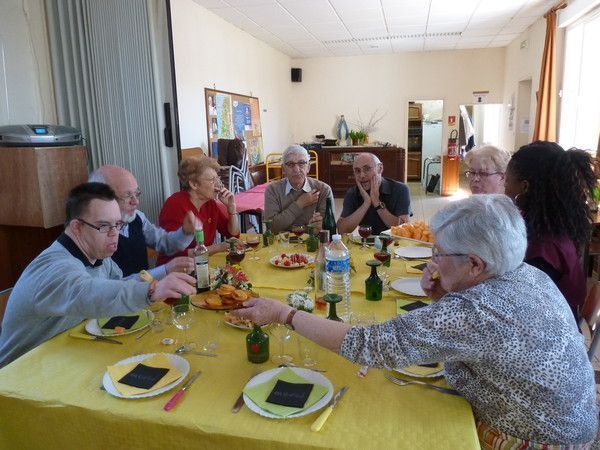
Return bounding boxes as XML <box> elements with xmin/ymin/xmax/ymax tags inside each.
<box><xmin>264</xmin><ymin>145</ymin><xmax>334</xmax><ymax>234</ymax></box>
<box><xmin>0</xmin><ymin>183</ymin><xmax>195</xmax><ymax>368</ymax></box>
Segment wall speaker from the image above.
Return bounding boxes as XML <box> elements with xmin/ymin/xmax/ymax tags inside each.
<box><xmin>291</xmin><ymin>68</ymin><xmax>302</xmax><ymax>82</ymax></box>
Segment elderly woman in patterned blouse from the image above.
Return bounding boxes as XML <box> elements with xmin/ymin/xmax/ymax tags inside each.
<box><xmin>232</xmin><ymin>194</ymin><xmax>597</xmax><ymax>449</ymax></box>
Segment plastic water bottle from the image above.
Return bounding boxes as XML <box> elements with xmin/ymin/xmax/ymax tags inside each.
<box><xmin>325</xmin><ymin>234</ymin><xmax>351</xmax><ymax>321</ymax></box>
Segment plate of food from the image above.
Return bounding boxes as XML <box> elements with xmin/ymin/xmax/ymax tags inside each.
<box><xmin>102</xmin><ymin>352</ymin><xmax>189</xmax><ymax>399</ymax></box>
<box><xmin>391</xmin><ymin>277</ymin><xmax>426</xmax><ymax>297</ymax></box>
<box><xmin>85</xmin><ymin>309</ymin><xmax>153</xmax><ymax>337</ymax></box>
<box><xmin>191</xmin><ymin>284</ymin><xmax>257</xmax><ymax>310</ymax></box>
<box><xmin>386</xmin><ymin>222</ymin><xmax>434</xmax><ymax>246</ymax></box>
<box><xmin>270</xmin><ymin>253</ymin><xmax>313</xmax><ymax>269</ymax></box>
<box><xmin>223</xmin><ymin>312</ymin><xmax>254</xmax><ymax>330</ymax></box>
<box><xmin>393</xmin><ymin>246</ymin><xmax>433</xmax><ymax>259</ymax></box>
<box><xmin>393</xmin><ymin>363</ymin><xmax>445</xmax><ymax>378</ymax></box>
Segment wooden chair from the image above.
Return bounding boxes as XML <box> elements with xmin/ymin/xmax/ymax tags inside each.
<box><xmin>581</xmin><ymin>282</ymin><xmax>600</xmax><ymax>360</ymax></box>
<box><xmin>0</xmin><ymin>287</ymin><xmax>13</xmax><ymax>334</ymax></box>
<box><xmin>181</xmin><ymin>147</ymin><xmax>205</xmax><ymax>159</ymax></box>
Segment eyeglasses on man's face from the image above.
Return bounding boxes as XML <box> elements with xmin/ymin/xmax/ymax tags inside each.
<box><xmin>284</xmin><ymin>160</ymin><xmax>308</xmax><ymax>169</ymax></box>
<box><xmin>465</xmin><ymin>170</ymin><xmax>501</xmax><ymax>179</ymax></box>
<box><xmin>77</xmin><ymin>218</ymin><xmax>126</xmax><ymax>233</ymax></box>
<box><xmin>118</xmin><ymin>189</ymin><xmax>142</xmax><ymax>202</ymax></box>
<box><xmin>431</xmin><ymin>247</ymin><xmax>468</xmax><ymax>260</ymax></box>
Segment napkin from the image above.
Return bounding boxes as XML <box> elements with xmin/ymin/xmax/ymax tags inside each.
<box><xmin>243</xmin><ymin>368</ymin><xmax>328</xmax><ymax>417</ymax></box>
<box><xmin>98</xmin><ymin>310</ymin><xmax>150</xmax><ymax>335</ymax></box>
<box><xmin>396</xmin><ymin>299</ymin><xmax>430</xmax><ymax>315</ymax></box>
<box><xmin>405</xmin><ymin>262</ymin><xmax>427</xmax><ymax>274</ymax></box>
<box><xmin>107</xmin><ymin>354</ymin><xmax>182</xmax><ymax>396</ymax></box>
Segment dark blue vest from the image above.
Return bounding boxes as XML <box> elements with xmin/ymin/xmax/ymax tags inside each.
<box><xmin>111</xmin><ymin>215</ymin><xmax>148</xmax><ymax>277</ymax></box>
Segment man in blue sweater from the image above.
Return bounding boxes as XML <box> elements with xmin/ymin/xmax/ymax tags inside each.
<box><xmin>0</xmin><ymin>183</ymin><xmax>196</xmax><ymax>368</ymax></box>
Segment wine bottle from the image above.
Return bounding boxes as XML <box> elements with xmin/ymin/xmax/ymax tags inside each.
<box><xmin>193</xmin><ymin>229</ymin><xmax>210</xmax><ymax>292</ymax></box>
<box><xmin>246</xmin><ymin>324</ymin><xmax>269</xmax><ymax>363</ymax></box>
<box><xmin>322</xmin><ymin>196</ymin><xmax>337</xmax><ymax>237</ymax></box>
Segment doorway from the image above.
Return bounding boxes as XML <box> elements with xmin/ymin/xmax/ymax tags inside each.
<box><xmin>406</xmin><ymin>100</ymin><xmax>444</xmax><ymax>193</ymax></box>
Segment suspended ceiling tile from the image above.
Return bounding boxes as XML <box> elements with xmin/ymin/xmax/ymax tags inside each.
<box><xmin>330</xmin><ymin>0</ymin><xmax>381</xmax><ymax>10</ymax></box>
<box><xmin>277</xmin><ymin>0</ymin><xmax>340</xmax><ymax>24</ymax></box>
<box><xmin>387</xmin><ymin>24</ymin><xmax>427</xmax><ymax>35</ymax></box>
<box><xmin>426</xmin><ymin>21</ymin><xmax>468</xmax><ymax>33</ymax></box>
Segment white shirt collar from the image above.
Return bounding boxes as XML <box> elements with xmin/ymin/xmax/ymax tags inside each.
<box><xmin>285</xmin><ymin>178</ymin><xmax>311</xmax><ymax>195</ymax></box>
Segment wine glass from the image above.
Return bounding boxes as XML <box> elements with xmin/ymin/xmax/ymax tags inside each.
<box><xmin>172</xmin><ymin>304</ymin><xmax>195</xmax><ymax>351</ymax></box>
<box><xmin>358</xmin><ymin>225</ymin><xmax>372</xmax><ymax>250</ymax></box>
<box><xmin>245</xmin><ymin>233</ymin><xmax>261</xmax><ymax>260</ymax></box>
<box><xmin>291</xmin><ymin>225</ymin><xmax>306</xmax><ymax>248</ymax></box>
<box><xmin>227</xmin><ymin>242</ymin><xmax>246</xmax><ymax>265</ymax></box>
<box><xmin>270</xmin><ymin>323</ymin><xmax>293</xmax><ymax>364</ymax></box>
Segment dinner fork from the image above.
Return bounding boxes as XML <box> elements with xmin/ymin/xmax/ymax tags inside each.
<box><xmin>384</xmin><ymin>374</ymin><xmax>459</xmax><ymax>395</ymax></box>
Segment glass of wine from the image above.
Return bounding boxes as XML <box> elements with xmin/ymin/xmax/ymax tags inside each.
<box><xmin>172</xmin><ymin>304</ymin><xmax>195</xmax><ymax>351</ymax></box>
<box><xmin>227</xmin><ymin>241</ymin><xmax>246</xmax><ymax>265</ymax></box>
<box><xmin>245</xmin><ymin>234</ymin><xmax>261</xmax><ymax>260</ymax></box>
<box><xmin>270</xmin><ymin>323</ymin><xmax>293</xmax><ymax>364</ymax></box>
<box><xmin>291</xmin><ymin>225</ymin><xmax>306</xmax><ymax>248</ymax></box>
<box><xmin>358</xmin><ymin>225</ymin><xmax>372</xmax><ymax>250</ymax></box>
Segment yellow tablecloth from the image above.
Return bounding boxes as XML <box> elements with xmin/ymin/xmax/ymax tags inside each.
<box><xmin>0</xmin><ymin>240</ymin><xmax>478</xmax><ymax>449</ymax></box>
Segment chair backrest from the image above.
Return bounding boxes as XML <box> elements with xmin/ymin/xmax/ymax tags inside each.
<box><xmin>0</xmin><ymin>287</ymin><xmax>13</xmax><ymax>334</ymax></box>
<box><xmin>582</xmin><ymin>282</ymin><xmax>600</xmax><ymax>360</ymax></box>
<box><xmin>217</xmin><ymin>139</ymin><xmax>245</xmax><ymax>168</ymax></box>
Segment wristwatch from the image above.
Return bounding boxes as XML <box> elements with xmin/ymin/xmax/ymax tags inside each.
<box><xmin>284</xmin><ymin>308</ymin><xmax>298</xmax><ymax>330</ymax></box>
<box><xmin>375</xmin><ymin>202</ymin><xmax>386</xmax><ymax>211</ymax></box>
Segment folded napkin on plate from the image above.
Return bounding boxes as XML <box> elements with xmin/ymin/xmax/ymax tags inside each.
<box><xmin>395</xmin><ymin>363</ymin><xmax>444</xmax><ymax>377</ymax></box>
<box><xmin>98</xmin><ymin>310</ymin><xmax>150</xmax><ymax>335</ymax></box>
<box><xmin>107</xmin><ymin>353</ymin><xmax>182</xmax><ymax>396</ymax></box>
<box><xmin>243</xmin><ymin>368</ymin><xmax>328</xmax><ymax>417</ymax></box>
<box><xmin>405</xmin><ymin>262</ymin><xmax>427</xmax><ymax>274</ymax></box>
<box><xmin>396</xmin><ymin>299</ymin><xmax>430</xmax><ymax>315</ymax></box>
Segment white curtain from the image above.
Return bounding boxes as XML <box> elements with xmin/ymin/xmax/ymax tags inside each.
<box><xmin>45</xmin><ymin>0</ymin><xmax>166</xmax><ymax>221</ymax></box>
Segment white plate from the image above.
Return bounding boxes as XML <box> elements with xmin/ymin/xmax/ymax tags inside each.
<box><xmin>391</xmin><ymin>278</ymin><xmax>426</xmax><ymax>297</ymax></box>
<box><xmin>269</xmin><ymin>254</ymin><xmax>314</xmax><ymax>269</ymax></box>
<box><xmin>85</xmin><ymin>310</ymin><xmax>153</xmax><ymax>337</ymax></box>
<box><xmin>243</xmin><ymin>367</ymin><xmax>333</xmax><ymax>419</ymax></box>
<box><xmin>393</xmin><ymin>365</ymin><xmax>445</xmax><ymax>379</ymax></box>
<box><xmin>394</xmin><ymin>246</ymin><xmax>432</xmax><ymax>259</ymax></box>
<box><xmin>102</xmin><ymin>353</ymin><xmax>190</xmax><ymax>399</ymax></box>
<box><xmin>382</xmin><ymin>229</ymin><xmax>433</xmax><ymax>247</ymax></box>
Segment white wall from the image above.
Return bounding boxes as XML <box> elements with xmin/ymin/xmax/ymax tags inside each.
<box><xmin>170</xmin><ymin>0</ymin><xmax>293</xmax><ymax>156</ymax></box>
<box><xmin>289</xmin><ymin>49</ymin><xmax>505</xmax><ymax>151</ymax></box>
<box><xmin>0</xmin><ymin>0</ymin><xmax>56</xmax><ymax>125</ymax></box>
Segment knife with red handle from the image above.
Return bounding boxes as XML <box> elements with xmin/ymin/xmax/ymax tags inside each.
<box><xmin>163</xmin><ymin>371</ymin><xmax>202</xmax><ymax>411</ymax></box>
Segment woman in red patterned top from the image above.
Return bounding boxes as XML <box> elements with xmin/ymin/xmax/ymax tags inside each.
<box><xmin>157</xmin><ymin>156</ymin><xmax>239</xmax><ymax>265</ymax></box>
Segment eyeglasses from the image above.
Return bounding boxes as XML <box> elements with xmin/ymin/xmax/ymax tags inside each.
<box><xmin>284</xmin><ymin>160</ymin><xmax>308</xmax><ymax>169</ymax></box>
<box><xmin>199</xmin><ymin>176</ymin><xmax>223</xmax><ymax>186</ymax></box>
<box><xmin>465</xmin><ymin>170</ymin><xmax>501</xmax><ymax>179</ymax></box>
<box><xmin>77</xmin><ymin>218</ymin><xmax>126</xmax><ymax>233</ymax></box>
<box><xmin>431</xmin><ymin>247</ymin><xmax>467</xmax><ymax>260</ymax></box>
<box><xmin>119</xmin><ymin>189</ymin><xmax>142</xmax><ymax>201</ymax></box>
<box><xmin>354</xmin><ymin>165</ymin><xmax>376</xmax><ymax>175</ymax></box>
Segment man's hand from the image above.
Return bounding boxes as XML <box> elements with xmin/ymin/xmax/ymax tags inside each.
<box><xmin>309</xmin><ymin>212</ymin><xmax>323</xmax><ymax>231</ymax></box>
<box><xmin>165</xmin><ymin>256</ymin><xmax>195</xmax><ymax>275</ymax></box>
<box><xmin>151</xmin><ymin>272</ymin><xmax>195</xmax><ymax>301</ymax></box>
<box><xmin>217</xmin><ymin>187</ymin><xmax>237</xmax><ymax>214</ymax></box>
<box><xmin>296</xmin><ymin>189</ymin><xmax>320</xmax><ymax>208</ymax></box>
<box><xmin>182</xmin><ymin>211</ymin><xmax>198</xmax><ymax>235</ymax></box>
<box><xmin>370</xmin><ymin>173</ymin><xmax>382</xmax><ymax>206</ymax></box>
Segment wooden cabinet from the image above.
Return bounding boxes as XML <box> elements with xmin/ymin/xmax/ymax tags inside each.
<box><xmin>407</xmin><ymin>152</ymin><xmax>422</xmax><ymax>181</ymax></box>
<box><xmin>316</xmin><ymin>146</ymin><xmax>405</xmax><ymax>197</ymax></box>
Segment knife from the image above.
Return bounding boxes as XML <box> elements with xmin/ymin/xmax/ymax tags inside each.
<box><xmin>311</xmin><ymin>386</ymin><xmax>349</xmax><ymax>432</ymax></box>
<box><xmin>68</xmin><ymin>332</ymin><xmax>123</xmax><ymax>345</ymax></box>
<box><xmin>163</xmin><ymin>370</ymin><xmax>202</xmax><ymax>411</ymax></box>
<box><xmin>231</xmin><ymin>370</ymin><xmax>259</xmax><ymax>413</ymax></box>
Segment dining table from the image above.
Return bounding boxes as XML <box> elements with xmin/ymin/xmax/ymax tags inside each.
<box><xmin>0</xmin><ymin>236</ymin><xmax>478</xmax><ymax>449</ymax></box>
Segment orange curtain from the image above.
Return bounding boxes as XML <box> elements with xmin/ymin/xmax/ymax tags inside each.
<box><xmin>532</xmin><ymin>2</ymin><xmax>566</xmax><ymax>141</ymax></box>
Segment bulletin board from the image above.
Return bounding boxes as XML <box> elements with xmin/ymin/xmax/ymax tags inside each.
<box><xmin>204</xmin><ymin>88</ymin><xmax>264</xmax><ymax>165</ymax></box>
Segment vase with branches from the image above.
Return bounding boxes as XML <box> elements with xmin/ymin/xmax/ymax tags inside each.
<box><xmin>351</xmin><ymin>109</ymin><xmax>386</xmax><ymax>143</ymax></box>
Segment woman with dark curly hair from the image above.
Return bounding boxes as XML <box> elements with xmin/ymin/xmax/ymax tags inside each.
<box><xmin>504</xmin><ymin>141</ymin><xmax>595</xmax><ymax>319</ymax></box>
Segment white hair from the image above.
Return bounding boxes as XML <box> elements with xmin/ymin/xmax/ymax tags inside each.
<box><xmin>88</xmin><ymin>168</ymin><xmax>106</xmax><ymax>183</ymax></box>
<box><xmin>464</xmin><ymin>145</ymin><xmax>511</xmax><ymax>173</ymax></box>
<box><xmin>430</xmin><ymin>194</ymin><xmax>526</xmax><ymax>276</ymax></box>
<box><xmin>282</xmin><ymin>145</ymin><xmax>309</xmax><ymax>164</ymax></box>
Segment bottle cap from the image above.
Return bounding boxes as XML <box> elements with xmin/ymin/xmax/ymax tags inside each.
<box><xmin>332</xmin><ymin>234</ymin><xmax>341</xmax><ymax>241</ymax></box>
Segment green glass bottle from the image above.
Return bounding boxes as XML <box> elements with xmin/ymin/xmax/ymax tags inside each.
<box><xmin>365</xmin><ymin>260</ymin><xmax>383</xmax><ymax>301</ymax></box>
<box><xmin>305</xmin><ymin>224</ymin><xmax>319</xmax><ymax>252</ymax></box>
<box><xmin>322</xmin><ymin>197</ymin><xmax>337</xmax><ymax>238</ymax></box>
<box><xmin>193</xmin><ymin>229</ymin><xmax>210</xmax><ymax>292</ymax></box>
<box><xmin>246</xmin><ymin>324</ymin><xmax>269</xmax><ymax>363</ymax></box>
<box><xmin>263</xmin><ymin>220</ymin><xmax>274</xmax><ymax>247</ymax></box>
<box><xmin>177</xmin><ymin>294</ymin><xmax>190</xmax><ymax>307</ymax></box>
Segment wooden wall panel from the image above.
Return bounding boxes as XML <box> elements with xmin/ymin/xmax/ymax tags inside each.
<box><xmin>441</xmin><ymin>156</ymin><xmax>460</xmax><ymax>196</ymax></box>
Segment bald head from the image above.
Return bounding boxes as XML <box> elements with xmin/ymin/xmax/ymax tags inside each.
<box><xmin>353</xmin><ymin>153</ymin><xmax>383</xmax><ymax>191</ymax></box>
<box><xmin>89</xmin><ymin>165</ymin><xmax>139</xmax><ymax>221</ymax></box>
<box><xmin>353</xmin><ymin>153</ymin><xmax>381</xmax><ymax>168</ymax></box>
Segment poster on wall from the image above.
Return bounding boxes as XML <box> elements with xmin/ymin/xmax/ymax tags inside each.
<box><xmin>205</xmin><ymin>88</ymin><xmax>264</xmax><ymax>165</ymax></box>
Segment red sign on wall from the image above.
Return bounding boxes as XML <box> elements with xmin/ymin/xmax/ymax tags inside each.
<box><xmin>448</xmin><ymin>115</ymin><xmax>456</xmax><ymax>126</ymax></box>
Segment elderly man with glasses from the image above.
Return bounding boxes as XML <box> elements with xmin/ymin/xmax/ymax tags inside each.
<box><xmin>337</xmin><ymin>153</ymin><xmax>410</xmax><ymax>235</ymax></box>
<box><xmin>89</xmin><ymin>165</ymin><xmax>197</xmax><ymax>278</ymax></box>
<box><xmin>264</xmin><ymin>145</ymin><xmax>334</xmax><ymax>234</ymax></box>
<box><xmin>0</xmin><ymin>182</ymin><xmax>196</xmax><ymax>368</ymax></box>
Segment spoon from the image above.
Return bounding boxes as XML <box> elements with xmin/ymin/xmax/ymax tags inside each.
<box><xmin>175</xmin><ymin>346</ymin><xmax>218</xmax><ymax>357</ymax></box>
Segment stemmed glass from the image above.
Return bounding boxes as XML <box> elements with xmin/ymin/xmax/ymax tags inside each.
<box><xmin>270</xmin><ymin>323</ymin><xmax>293</xmax><ymax>364</ymax></box>
<box><xmin>358</xmin><ymin>225</ymin><xmax>372</xmax><ymax>250</ymax></box>
<box><xmin>227</xmin><ymin>240</ymin><xmax>246</xmax><ymax>265</ymax></box>
<box><xmin>172</xmin><ymin>304</ymin><xmax>195</xmax><ymax>351</ymax></box>
<box><xmin>291</xmin><ymin>225</ymin><xmax>306</xmax><ymax>248</ymax></box>
<box><xmin>245</xmin><ymin>233</ymin><xmax>261</xmax><ymax>260</ymax></box>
